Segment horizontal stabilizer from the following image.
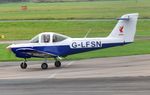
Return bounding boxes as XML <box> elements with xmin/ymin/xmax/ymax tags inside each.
<box><xmin>117</xmin><ymin>17</ymin><xmax>129</xmax><ymax>21</ymax></box>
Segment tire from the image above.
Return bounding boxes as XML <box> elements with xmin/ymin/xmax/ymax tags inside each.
<box><xmin>41</xmin><ymin>63</ymin><xmax>48</xmax><ymax>70</ymax></box>
<box><xmin>55</xmin><ymin>61</ymin><xmax>61</xmax><ymax>68</ymax></box>
<box><xmin>20</xmin><ymin>62</ymin><xmax>27</xmax><ymax>69</ymax></box>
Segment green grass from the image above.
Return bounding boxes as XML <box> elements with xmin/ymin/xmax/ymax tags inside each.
<box><xmin>0</xmin><ymin>21</ymin><xmax>114</xmax><ymax>40</ymax></box>
<box><xmin>0</xmin><ymin>20</ymin><xmax>149</xmax><ymax>40</ymax></box>
<box><xmin>0</xmin><ymin>20</ymin><xmax>150</xmax><ymax>61</ymax></box>
<box><xmin>0</xmin><ymin>0</ymin><xmax>149</xmax><ymax>20</ymax></box>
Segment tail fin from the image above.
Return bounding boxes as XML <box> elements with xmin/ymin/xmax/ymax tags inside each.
<box><xmin>108</xmin><ymin>13</ymin><xmax>139</xmax><ymax>42</ymax></box>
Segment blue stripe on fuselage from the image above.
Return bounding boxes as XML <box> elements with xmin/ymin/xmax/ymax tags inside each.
<box><xmin>11</xmin><ymin>42</ymin><xmax>130</xmax><ymax>58</ymax></box>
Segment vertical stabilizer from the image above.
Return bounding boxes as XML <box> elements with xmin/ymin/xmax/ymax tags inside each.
<box><xmin>108</xmin><ymin>13</ymin><xmax>139</xmax><ymax>42</ymax></box>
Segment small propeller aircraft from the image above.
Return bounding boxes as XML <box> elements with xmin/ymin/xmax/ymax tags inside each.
<box><xmin>7</xmin><ymin>13</ymin><xmax>138</xmax><ymax>69</ymax></box>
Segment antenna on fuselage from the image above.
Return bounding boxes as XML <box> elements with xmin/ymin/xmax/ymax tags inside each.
<box><xmin>84</xmin><ymin>29</ymin><xmax>91</xmax><ymax>38</ymax></box>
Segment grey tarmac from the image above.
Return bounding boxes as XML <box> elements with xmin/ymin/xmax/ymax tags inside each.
<box><xmin>1</xmin><ymin>77</ymin><xmax>150</xmax><ymax>95</ymax></box>
<box><xmin>0</xmin><ymin>54</ymin><xmax>150</xmax><ymax>95</ymax></box>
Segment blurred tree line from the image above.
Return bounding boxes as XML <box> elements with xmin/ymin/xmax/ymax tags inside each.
<box><xmin>0</xmin><ymin>0</ymin><xmax>103</xmax><ymax>3</ymax></box>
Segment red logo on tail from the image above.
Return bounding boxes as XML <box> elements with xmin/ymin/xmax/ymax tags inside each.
<box><xmin>119</xmin><ymin>26</ymin><xmax>124</xmax><ymax>33</ymax></box>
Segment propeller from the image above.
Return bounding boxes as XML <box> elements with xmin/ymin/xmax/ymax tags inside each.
<box><xmin>6</xmin><ymin>45</ymin><xmax>13</xmax><ymax>59</ymax></box>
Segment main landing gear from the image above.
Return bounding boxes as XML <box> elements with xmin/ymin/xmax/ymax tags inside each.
<box><xmin>20</xmin><ymin>58</ymin><xmax>62</xmax><ymax>70</ymax></box>
<box><xmin>41</xmin><ymin>58</ymin><xmax>61</xmax><ymax>69</ymax></box>
<box><xmin>41</xmin><ymin>63</ymin><xmax>48</xmax><ymax>69</ymax></box>
<box><xmin>41</xmin><ymin>60</ymin><xmax>61</xmax><ymax>69</ymax></box>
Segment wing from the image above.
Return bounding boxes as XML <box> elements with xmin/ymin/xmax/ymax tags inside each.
<box><xmin>16</xmin><ymin>48</ymin><xmax>57</xmax><ymax>58</ymax></box>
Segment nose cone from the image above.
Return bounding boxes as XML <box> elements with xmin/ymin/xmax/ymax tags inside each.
<box><xmin>6</xmin><ymin>45</ymin><xmax>13</xmax><ymax>51</ymax></box>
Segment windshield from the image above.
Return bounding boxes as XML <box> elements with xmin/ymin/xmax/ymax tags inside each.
<box><xmin>30</xmin><ymin>36</ymin><xmax>39</xmax><ymax>43</ymax></box>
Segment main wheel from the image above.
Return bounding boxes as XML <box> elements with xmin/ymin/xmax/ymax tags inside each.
<box><xmin>55</xmin><ymin>61</ymin><xmax>61</xmax><ymax>68</ymax></box>
<box><xmin>20</xmin><ymin>62</ymin><xmax>27</xmax><ymax>69</ymax></box>
<box><xmin>41</xmin><ymin>63</ymin><xmax>48</xmax><ymax>69</ymax></box>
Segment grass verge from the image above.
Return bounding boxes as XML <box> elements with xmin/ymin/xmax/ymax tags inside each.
<box><xmin>0</xmin><ymin>0</ymin><xmax>149</xmax><ymax>20</ymax></box>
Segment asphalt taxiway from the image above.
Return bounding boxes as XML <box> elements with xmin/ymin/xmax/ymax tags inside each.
<box><xmin>0</xmin><ymin>54</ymin><xmax>150</xmax><ymax>95</ymax></box>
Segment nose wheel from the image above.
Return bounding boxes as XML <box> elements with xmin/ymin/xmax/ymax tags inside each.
<box><xmin>20</xmin><ymin>58</ymin><xmax>27</xmax><ymax>69</ymax></box>
<box><xmin>20</xmin><ymin>62</ymin><xmax>27</xmax><ymax>69</ymax></box>
<box><xmin>55</xmin><ymin>61</ymin><xmax>61</xmax><ymax>68</ymax></box>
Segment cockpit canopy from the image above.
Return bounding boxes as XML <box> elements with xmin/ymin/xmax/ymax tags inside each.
<box><xmin>30</xmin><ymin>32</ymin><xmax>69</xmax><ymax>43</ymax></box>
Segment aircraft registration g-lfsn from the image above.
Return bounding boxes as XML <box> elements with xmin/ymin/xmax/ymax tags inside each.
<box><xmin>7</xmin><ymin>13</ymin><xmax>139</xmax><ymax>70</ymax></box>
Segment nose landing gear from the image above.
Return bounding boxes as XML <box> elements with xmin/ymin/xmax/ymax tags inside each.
<box><xmin>55</xmin><ymin>61</ymin><xmax>61</xmax><ymax>68</ymax></box>
<box><xmin>20</xmin><ymin>58</ymin><xmax>27</xmax><ymax>69</ymax></box>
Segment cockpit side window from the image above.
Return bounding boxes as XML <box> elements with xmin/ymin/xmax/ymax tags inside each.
<box><xmin>30</xmin><ymin>36</ymin><xmax>39</xmax><ymax>43</ymax></box>
<box><xmin>41</xmin><ymin>34</ymin><xmax>50</xmax><ymax>43</ymax></box>
<box><xmin>53</xmin><ymin>34</ymin><xmax>67</xmax><ymax>43</ymax></box>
